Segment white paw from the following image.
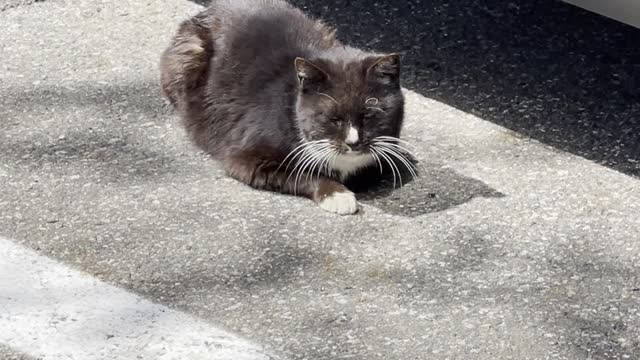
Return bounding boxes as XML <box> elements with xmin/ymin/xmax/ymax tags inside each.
<box><xmin>318</xmin><ymin>190</ymin><xmax>358</xmax><ymax>215</ymax></box>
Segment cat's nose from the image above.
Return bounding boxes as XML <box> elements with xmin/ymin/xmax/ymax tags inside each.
<box><xmin>345</xmin><ymin>126</ymin><xmax>359</xmax><ymax>145</ymax></box>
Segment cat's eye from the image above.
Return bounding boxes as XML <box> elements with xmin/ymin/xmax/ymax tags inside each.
<box><xmin>363</xmin><ymin>112</ymin><xmax>376</xmax><ymax>120</ymax></box>
<box><xmin>330</xmin><ymin>117</ymin><xmax>342</xmax><ymax>123</ymax></box>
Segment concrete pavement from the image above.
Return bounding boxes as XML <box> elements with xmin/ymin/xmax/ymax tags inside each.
<box><xmin>0</xmin><ymin>237</ymin><xmax>277</xmax><ymax>359</ymax></box>
<box><xmin>1</xmin><ymin>0</ymin><xmax>639</xmax><ymax>359</ymax></box>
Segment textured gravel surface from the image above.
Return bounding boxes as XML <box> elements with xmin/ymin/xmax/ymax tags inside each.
<box><xmin>1</xmin><ymin>1</ymin><xmax>639</xmax><ymax>359</ymax></box>
<box><xmin>0</xmin><ymin>345</ymin><xmax>36</xmax><ymax>360</ymax></box>
<box><xmin>0</xmin><ymin>0</ymin><xmax>43</xmax><ymax>11</ymax></box>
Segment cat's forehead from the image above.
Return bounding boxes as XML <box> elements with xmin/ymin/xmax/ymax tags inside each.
<box><xmin>308</xmin><ymin>50</ymin><xmax>390</xmax><ymax>108</ymax></box>
<box><xmin>324</xmin><ymin>58</ymin><xmax>369</xmax><ymax>76</ymax></box>
<box><xmin>315</xmin><ymin>47</ymin><xmax>371</xmax><ymax>72</ymax></box>
<box><xmin>316</xmin><ymin>58</ymin><xmax>370</xmax><ymax>91</ymax></box>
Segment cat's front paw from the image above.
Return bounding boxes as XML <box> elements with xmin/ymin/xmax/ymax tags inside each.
<box><xmin>318</xmin><ymin>190</ymin><xmax>358</xmax><ymax>215</ymax></box>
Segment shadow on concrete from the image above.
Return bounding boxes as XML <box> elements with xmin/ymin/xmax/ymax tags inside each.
<box><xmin>0</xmin><ymin>82</ymin><xmax>184</xmax><ymax>183</ymax></box>
<box><xmin>148</xmin><ymin>241</ymin><xmax>316</xmax><ymax>299</ymax></box>
<box><xmin>353</xmin><ymin>161</ymin><xmax>503</xmax><ymax>217</ymax></box>
<box><xmin>0</xmin><ymin>130</ymin><xmax>180</xmax><ymax>183</ymax></box>
<box><xmin>383</xmin><ymin>228</ymin><xmax>640</xmax><ymax>358</ymax></box>
<box><xmin>131</xmin><ymin>246</ymin><xmax>318</xmax><ymax>313</ymax></box>
<box><xmin>1</xmin><ymin>81</ymin><xmax>168</xmax><ymax>126</ymax></box>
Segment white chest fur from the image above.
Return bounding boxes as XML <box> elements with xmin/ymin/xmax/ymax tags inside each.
<box><xmin>329</xmin><ymin>153</ymin><xmax>375</xmax><ymax>179</ymax></box>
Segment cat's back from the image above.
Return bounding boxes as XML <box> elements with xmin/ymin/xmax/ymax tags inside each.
<box><xmin>160</xmin><ymin>0</ymin><xmax>341</xmax><ymax>156</ymax></box>
<box><xmin>207</xmin><ymin>0</ymin><xmax>338</xmax><ymax>62</ymax></box>
<box><xmin>209</xmin><ymin>0</ymin><xmax>294</xmax><ymax>19</ymax></box>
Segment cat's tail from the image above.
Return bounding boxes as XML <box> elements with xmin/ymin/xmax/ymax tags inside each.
<box><xmin>160</xmin><ymin>11</ymin><xmax>213</xmax><ymax>110</ymax></box>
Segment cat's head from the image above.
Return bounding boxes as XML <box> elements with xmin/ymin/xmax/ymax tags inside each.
<box><xmin>293</xmin><ymin>51</ymin><xmax>404</xmax><ymax>162</ymax></box>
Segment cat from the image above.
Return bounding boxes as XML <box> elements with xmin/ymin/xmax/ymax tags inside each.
<box><xmin>160</xmin><ymin>0</ymin><xmax>411</xmax><ymax>215</ymax></box>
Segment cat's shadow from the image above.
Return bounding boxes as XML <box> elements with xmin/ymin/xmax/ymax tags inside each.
<box><xmin>347</xmin><ymin>159</ymin><xmax>504</xmax><ymax>217</ymax></box>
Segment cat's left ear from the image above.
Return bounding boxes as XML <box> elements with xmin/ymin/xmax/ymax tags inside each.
<box><xmin>367</xmin><ymin>53</ymin><xmax>401</xmax><ymax>85</ymax></box>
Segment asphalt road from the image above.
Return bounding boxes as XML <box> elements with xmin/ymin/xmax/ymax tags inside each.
<box><xmin>1</xmin><ymin>0</ymin><xmax>639</xmax><ymax>359</ymax></box>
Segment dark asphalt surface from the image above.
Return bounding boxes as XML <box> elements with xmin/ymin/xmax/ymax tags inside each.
<box><xmin>193</xmin><ymin>0</ymin><xmax>640</xmax><ymax>177</ymax></box>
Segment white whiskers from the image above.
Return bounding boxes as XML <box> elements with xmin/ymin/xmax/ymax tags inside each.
<box><xmin>369</xmin><ymin>135</ymin><xmax>421</xmax><ymax>188</ymax></box>
<box><xmin>365</xmin><ymin>97</ymin><xmax>387</xmax><ymax>114</ymax></box>
<box><xmin>316</xmin><ymin>92</ymin><xmax>338</xmax><ymax>105</ymax></box>
<box><xmin>366</xmin><ymin>106</ymin><xmax>387</xmax><ymax>114</ymax></box>
<box><xmin>277</xmin><ymin>135</ymin><xmax>421</xmax><ymax>194</ymax></box>
<box><xmin>278</xmin><ymin>139</ymin><xmax>339</xmax><ymax>195</ymax></box>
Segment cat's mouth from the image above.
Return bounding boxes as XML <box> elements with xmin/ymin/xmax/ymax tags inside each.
<box><xmin>343</xmin><ymin>148</ymin><xmax>363</xmax><ymax>155</ymax></box>
<box><xmin>336</xmin><ymin>142</ymin><xmax>369</xmax><ymax>155</ymax></box>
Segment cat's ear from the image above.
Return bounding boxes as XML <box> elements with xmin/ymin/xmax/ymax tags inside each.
<box><xmin>367</xmin><ymin>54</ymin><xmax>400</xmax><ymax>85</ymax></box>
<box><xmin>294</xmin><ymin>57</ymin><xmax>328</xmax><ymax>90</ymax></box>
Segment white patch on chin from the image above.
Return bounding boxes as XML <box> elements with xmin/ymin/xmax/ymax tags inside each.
<box><xmin>330</xmin><ymin>152</ymin><xmax>375</xmax><ymax>180</ymax></box>
<box><xmin>319</xmin><ymin>190</ymin><xmax>358</xmax><ymax>215</ymax></box>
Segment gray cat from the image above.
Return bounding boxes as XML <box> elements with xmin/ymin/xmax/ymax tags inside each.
<box><xmin>161</xmin><ymin>0</ymin><xmax>410</xmax><ymax>214</ymax></box>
